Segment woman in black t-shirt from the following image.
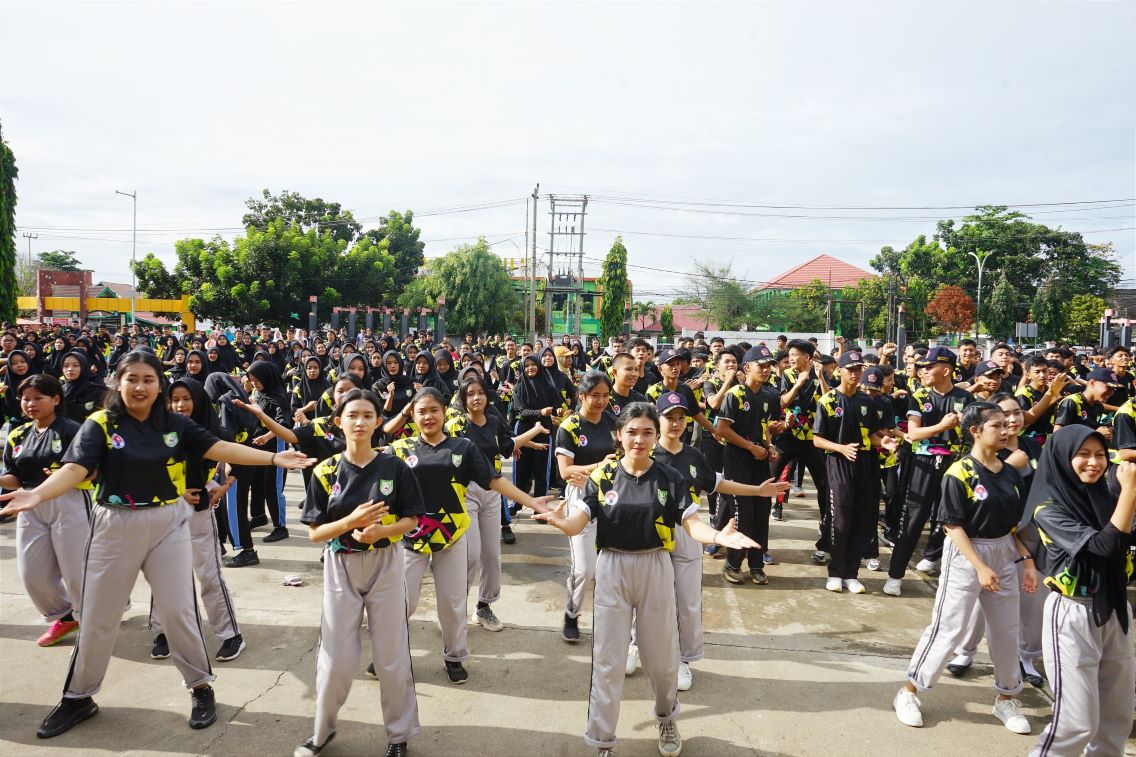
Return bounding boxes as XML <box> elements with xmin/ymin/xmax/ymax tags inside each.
<box><xmin>0</xmin><ymin>350</ymin><xmax>314</xmax><ymax>741</ymax></box>
<box><xmin>536</xmin><ymin>402</ymin><xmax>757</xmax><ymax>757</ymax></box>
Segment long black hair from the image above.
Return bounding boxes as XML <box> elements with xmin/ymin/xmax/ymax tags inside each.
<box><xmin>104</xmin><ymin>350</ymin><xmax>170</xmax><ymax>430</ymax></box>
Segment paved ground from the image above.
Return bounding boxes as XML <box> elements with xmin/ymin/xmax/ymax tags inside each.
<box><xmin>1</xmin><ymin>468</ymin><xmax>1132</xmax><ymax>757</ymax></box>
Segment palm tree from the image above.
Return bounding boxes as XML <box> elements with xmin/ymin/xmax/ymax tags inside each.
<box><xmin>631</xmin><ymin>301</ymin><xmax>658</xmax><ymax>332</ymax></box>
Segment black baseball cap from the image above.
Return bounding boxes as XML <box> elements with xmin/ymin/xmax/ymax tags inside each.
<box><xmin>742</xmin><ymin>345</ymin><xmax>776</xmax><ymax>365</ymax></box>
<box><xmin>916</xmin><ymin>346</ymin><xmax>957</xmax><ymax>367</ymax></box>
<box><xmin>838</xmin><ymin>350</ymin><xmax>865</xmax><ymax>368</ymax></box>
<box><xmin>655</xmin><ymin>390</ymin><xmax>690</xmax><ymax>414</ymax></box>
<box><xmin>862</xmin><ymin>366</ymin><xmax>884</xmax><ymax>388</ymax></box>
<box><xmin>658</xmin><ymin>348</ymin><xmax>681</xmax><ymax>364</ymax></box>
<box><xmin>976</xmin><ymin>360</ymin><xmax>1003</xmax><ymax>377</ymax></box>
<box><xmin>1088</xmin><ymin>368</ymin><xmax>1124</xmax><ymax>388</ymax></box>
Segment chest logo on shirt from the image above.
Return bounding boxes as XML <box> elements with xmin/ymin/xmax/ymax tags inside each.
<box><xmin>12</xmin><ymin>444</ymin><xmax>22</xmax><ymax>456</ymax></box>
<box><xmin>84</xmin><ymin>401</ymin><xmax>94</xmax><ymax>411</ymax></box>
<box><xmin>974</xmin><ymin>484</ymin><xmax>988</xmax><ymax>501</ymax></box>
<box><xmin>657</xmin><ymin>490</ymin><xmax>668</xmax><ymax>505</ymax></box>
<box><xmin>922</xmin><ymin>402</ymin><xmax>933</xmax><ymax>412</ymax></box>
<box><xmin>163</xmin><ymin>432</ymin><xmax>179</xmax><ymax>448</ymax></box>
<box><xmin>1081</xmin><ymin>411</ymin><xmax>1088</xmax><ymax>419</ymax></box>
<box><xmin>611</xmin><ymin>404</ymin><xmax>621</xmax><ymax>415</ymax></box>
<box><xmin>406</xmin><ymin>388</ymin><xmax>413</xmax><ymax>397</ymax></box>
<box><xmin>330</xmin><ymin>481</ymin><xmax>341</xmax><ymax>497</ymax></box>
<box><xmin>689</xmin><ymin>464</ymin><xmax>698</xmax><ymax>478</ymax></box>
<box><xmin>51</xmin><ymin>439</ymin><xmax>62</xmax><ymax>454</ymax></box>
<box><xmin>835</xmin><ymin>406</ymin><xmax>844</xmax><ymax>417</ymax></box>
<box><xmin>451</xmin><ymin>453</ymin><xmax>463</xmax><ymax>467</ymax></box>
<box><xmin>380</xmin><ymin>479</ymin><xmax>394</xmax><ymax>496</ymax></box>
<box><xmin>578</xmin><ymin>434</ymin><xmax>589</xmax><ymax>447</ymax></box>
<box><xmin>604</xmin><ymin>489</ymin><xmax>619</xmax><ymax>506</ymax></box>
<box><xmin>953</xmin><ymin>402</ymin><xmax>964</xmax><ymax>412</ymax></box>
<box><xmin>110</xmin><ymin>433</ymin><xmax>126</xmax><ymax>449</ymax></box>
<box><xmin>860</xmin><ymin>405</ymin><xmax>868</xmax><ymax>416</ymax></box>
<box><xmin>743</xmin><ymin>401</ymin><xmax>751</xmax><ymax>411</ymax></box>
<box><xmin>406</xmin><ymin>454</ymin><xmax>419</xmax><ymax>468</ymax></box>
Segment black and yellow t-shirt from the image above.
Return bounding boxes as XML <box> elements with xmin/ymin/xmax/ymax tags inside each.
<box><xmin>940</xmin><ymin>455</ymin><xmax>1024</xmax><ymax>539</ymax></box>
<box><xmin>300</xmin><ymin>452</ymin><xmax>425</xmax><ymax>553</ymax></box>
<box><xmin>646</xmin><ymin>382</ymin><xmax>702</xmax><ymax>417</ymax></box>
<box><xmin>813</xmin><ymin>388</ymin><xmax>879</xmax><ymax>453</ymax></box>
<box><xmin>387</xmin><ymin>434</ymin><xmax>497</xmax><ymax>554</ymax></box>
<box><xmin>1015</xmin><ymin>385</ymin><xmax>1055</xmax><ymax>443</ymax></box>
<box><xmin>1110</xmin><ymin>399</ymin><xmax>1136</xmax><ymax>464</ymax></box>
<box><xmin>62</xmin><ymin>409</ymin><xmax>220</xmax><ymax>507</ymax></box>
<box><xmin>581</xmin><ymin>458</ymin><xmax>696</xmax><ymax>552</ymax></box>
<box><xmin>717</xmin><ymin>383</ymin><xmax>779</xmax><ymax>449</ymax></box>
<box><xmin>868</xmin><ymin>392</ymin><xmax>898</xmax><ymax>468</ymax></box>
<box><xmin>653</xmin><ymin>443</ymin><xmax>719</xmax><ymax>508</ymax></box>
<box><xmin>555</xmin><ymin>411</ymin><xmax>617</xmax><ymax>468</ymax></box>
<box><xmin>1054</xmin><ymin>392</ymin><xmax>1104</xmax><ymax>430</ymax></box>
<box><xmin>292</xmin><ymin>416</ymin><xmax>384</xmax><ymax>463</ymax></box>
<box><xmin>779</xmin><ymin>367</ymin><xmax>826</xmax><ymax>442</ymax></box>
<box><xmin>445</xmin><ymin>413</ymin><xmax>514</xmax><ymax>473</ymax></box>
<box><xmin>906</xmin><ymin>385</ymin><xmax>974</xmax><ymax>456</ymax></box>
<box><xmin>2</xmin><ymin>415</ymin><xmax>88</xmax><ymax>490</ymax></box>
<box><xmin>608</xmin><ymin>388</ymin><xmax>647</xmax><ymax>417</ymax></box>
<box><xmin>1035</xmin><ymin>502</ymin><xmax>1135</xmax><ymax>601</ymax></box>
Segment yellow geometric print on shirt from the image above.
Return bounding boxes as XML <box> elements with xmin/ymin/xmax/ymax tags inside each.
<box><xmin>589</xmin><ymin>459</ymin><xmax>677</xmax><ymax>553</ymax></box>
<box><xmin>90</xmin><ymin>410</ymin><xmax>184</xmax><ymax>505</ymax></box>
<box><xmin>312</xmin><ymin>454</ymin><xmax>402</xmax><ymax>550</ymax></box>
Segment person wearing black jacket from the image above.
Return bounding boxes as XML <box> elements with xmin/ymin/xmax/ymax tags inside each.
<box><xmin>511</xmin><ymin>354</ymin><xmax>563</xmax><ymax>501</ymax></box>
<box><xmin>246</xmin><ymin>361</ymin><xmax>293</xmax><ymax>543</ymax></box>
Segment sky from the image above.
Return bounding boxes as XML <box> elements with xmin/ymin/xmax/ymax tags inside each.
<box><xmin>4</xmin><ymin>1</ymin><xmax>1135</xmax><ymax>305</ymax></box>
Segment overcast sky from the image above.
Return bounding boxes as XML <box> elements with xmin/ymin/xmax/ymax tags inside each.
<box><xmin>4</xmin><ymin>1</ymin><xmax>1134</xmax><ymax>304</ymax></box>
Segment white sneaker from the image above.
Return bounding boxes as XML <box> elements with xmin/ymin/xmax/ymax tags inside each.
<box><xmin>844</xmin><ymin>579</ymin><xmax>866</xmax><ymax>594</ymax></box>
<box><xmin>825</xmin><ymin>577</ymin><xmax>843</xmax><ymax>593</ymax></box>
<box><xmin>677</xmin><ymin>661</ymin><xmax>692</xmax><ymax>691</ymax></box>
<box><xmin>657</xmin><ymin>719</ymin><xmax>682</xmax><ymax>757</ymax></box>
<box><xmin>790</xmin><ymin>485</ymin><xmax>804</xmax><ymax>497</ymax></box>
<box><xmin>866</xmin><ymin>558</ymin><xmax>882</xmax><ymax>571</ymax></box>
<box><xmin>915</xmin><ymin>558</ymin><xmax>940</xmax><ymax>573</ymax></box>
<box><xmin>883</xmin><ymin>578</ymin><xmax>903</xmax><ymax>596</ymax></box>
<box><xmin>993</xmin><ymin>697</ymin><xmax>1031</xmax><ymax>734</ymax></box>
<box><xmin>625</xmin><ymin>644</ymin><xmax>639</xmax><ymax>676</ymax></box>
<box><xmin>893</xmin><ymin>688</ymin><xmax>923</xmax><ymax>727</ymax></box>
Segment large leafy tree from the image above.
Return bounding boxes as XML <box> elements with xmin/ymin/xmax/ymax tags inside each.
<box><xmin>358</xmin><ymin>210</ymin><xmax>426</xmax><ymax>300</ymax></box>
<box><xmin>597</xmin><ymin>237</ymin><xmax>631</xmax><ymax>341</ymax></box>
<box><xmin>631</xmin><ymin>301</ymin><xmax>658</xmax><ymax>331</ymax></box>
<box><xmin>984</xmin><ymin>272</ymin><xmax>1018</xmax><ymax>341</ymax></box>
<box><xmin>1062</xmin><ymin>294</ymin><xmax>1105</xmax><ymax>346</ymax></box>
<box><xmin>680</xmin><ymin>260</ymin><xmax>751</xmax><ymax>330</ymax></box>
<box><xmin>243</xmin><ymin>189</ymin><xmax>361</xmax><ymax>244</ymax></box>
<box><xmin>925</xmin><ymin>284</ymin><xmax>975</xmax><ymax>334</ymax></box>
<box><xmin>396</xmin><ymin>238</ymin><xmax>518</xmax><ymax>335</ymax></box>
<box><xmin>659</xmin><ymin>305</ymin><xmax>675</xmax><ymax>341</ymax></box>
<box><xmin>1032</xmin><ymin>280</ymin><xmax>1066</xmax><ymax>341</ymax></box>
<box><xmin>0</xmin><ymin>121</ymin><xmax>17</xmax><ymax>324</ymax></box>
<box><xmin>37</xmin><ymin>250</ymin><xmax>83</xmax><ymax>271</ymax></box>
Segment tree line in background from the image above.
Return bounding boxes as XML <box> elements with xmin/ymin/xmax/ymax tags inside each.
<box><xmin>658</xmin><ymin>206</ymin><xmax>1123</xmax><ymax>345</ymax></box>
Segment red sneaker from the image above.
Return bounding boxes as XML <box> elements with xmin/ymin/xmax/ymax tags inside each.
<box><xmin>37</xmin><ymin>619</ymin><xmax>79</xmax><ymax>647</ymax></box>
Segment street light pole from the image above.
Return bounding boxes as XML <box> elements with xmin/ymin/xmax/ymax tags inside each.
<box><xmin>969</xmin><ymin>249</ymin><xmax>993</xmax><ymax>342</ymax></box>
<box><xmin>115</xmin><ymin>190</ymin><xmax>137</xmax><ymax>326</ymax></box>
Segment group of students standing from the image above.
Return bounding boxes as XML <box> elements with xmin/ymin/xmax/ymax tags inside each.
<box><xmin>0</xmin><ymin>322</ymin><xmax>1134</xmax><ymax>756</ymax></box>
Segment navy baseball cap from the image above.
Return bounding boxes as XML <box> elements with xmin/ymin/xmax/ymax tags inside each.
<box><xmin>862</xmin><ymin>366</ymin><xmax>884</xmax><ymax>388</ymax></box>
<box><xmin>838</xmin><ymin>350</ymin><xmax>865</xmax><ymax>368</ymax></box>
<box><xmin>1088</xmin><ymin>368</ymin><xmax>1124</xmax><ymax>388</ymax></box>
<box><xmin>916</xmin><ymin>346</ymin><xmax>957</xmax><ymax>367</ymax></box>
<box><xmin>976</xmin><ymin>360</ymin><xmax>1003</xmax><ymax>376</ymax></box>
<box><xmin>658</xmin><ymin>348</ymin><xmax>681</xmax><ymax>364</ymax></box>
<box><xmin>655</xmin><ymin>390</ymin><xmax>690</xmax><ymax>414</ymax></box>
<box><xmin>742</xmin><ymin>345</ymin><xmax>776</xmax><ymax>365</ymax></box>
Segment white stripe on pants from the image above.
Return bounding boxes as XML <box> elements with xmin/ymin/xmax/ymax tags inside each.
<box><xmin>1028</xmin><ymin>595</ymin><xmax>1135</xmax><ymax>757</ymax></box>
<box><xmin>464</xmin><ymin>483</ymin><xmax>502</xmax><ymax>605</ymax></box>
<box><xmin>906</xmin><ymin>534</ymin><xmax>1023</xmax><ymax>695</ymax></box>
<box><xmin>64</xmin><ymin>504</ymin><xmax>214</xmax><ymax>698</ymax></box>
<box><xmin>585</xmin><ymin>549</ymin><xmax>680</xmax><ymax>750</ymax></box>
<box><xmin>150</xmin><ymin>501</ymin><xmax>239</xmax><ymax>640</ymax></box>
<box><xmin>955</xmin><ymin>561</ymin><xmax>1045</xmax><ymax>662</ymax></box>
<box><xmin>672</xmin><ymin>526</ymin><xmax>704</xmax><ymax>662</ymax></box>
<box><xmin>404</xmin><ymin>538</ymin><xmax>470</xmax><ymax>663</ymax></box>
<box><xmin>313</xmin><ymin>546</ymin><xmax>420</xmax><ymax>746</ymax></box>
<box><xmin>16</xmin><ymin>489</ymin><xmax>90</xmax><ymax>622</ymax></box>
<box><xmin>564</xmin><ymin>484</ymin><xmax>597</xmax><ymax>619</ymax></box>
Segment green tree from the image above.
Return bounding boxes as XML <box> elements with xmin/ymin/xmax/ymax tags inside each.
<box><xmin>1031</xmin><ymin>281</ymin><xmax>1065</xmax><ymax>342</ymax></box>
<box><xmin>679</xmin><ymin>260</ymin><xmax>751</xmax><ymax>330</ymax></box>
<box><xmin>1063</xmin><ymin>294</ymin><xmax>1106</xmax><ymax>345</ymax></box>
<box><xmin>631</xmin><ymin>301</ymin><xmax>658</xmax><ymax>331</ymax></box>
<box><xmin>659</xmin><ymin>304</ymin><xmax>675</xmax><ymax>341</ymax></box>
<box><xmin>0</xmin><ymin>121</ymin><xmax>17</xmax><ymax>324</ymax></box>
<box><xmin>597</xmin><ymin>237</ymin><xmax>631</xmax><ymax>341</ymax></box>
<box><xmin>37</xmin><ymin>250</ymin><xmax>83</xmax><ymax>271</ymax></box>
<box><xmin>396</xmin><ymin>238</ymin><xmax>518</xmax><ymax>335</ymax></box>
<box><xmin>788</xmin><ymin>280</ymin><xmax>830</xmax><ymax>332</ymax></box>
<box><xmin>243</xmin><ymin>189</ymin><xmax>362</xmax><ymax>244</ymax></box>
<box><xmin>358</xmin><ymin>210</ymin><xmax>426</xmax><ymax>299</ymax></box>
<box><xmin>984</xmin><ymin>272</ymin><xmax>1018</xmax><ymax>342</ymax></box>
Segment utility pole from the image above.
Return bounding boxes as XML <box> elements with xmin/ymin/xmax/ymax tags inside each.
<box><xmin>22</xmin><ymin>232</ymin><xmax>37</xmax><ymax>266</ymax></box>
<box><xmin>523</xmin><ymin>195</ymin><xmax>530</xmax><ymax>336</ymax></box>
<box><xmin>529</xmin><ymin>183</ymin><xmax>539</xmax><ymax>342</ymax></box>
<box><xmin>969</xmin><ymin>249</ymin><xmax>994</xmax><ymax>341</ymax></box>
<box><xmin>115</xmin><ymin>190</ymin><xmax>137</xmax><ymax>325</ymax></box>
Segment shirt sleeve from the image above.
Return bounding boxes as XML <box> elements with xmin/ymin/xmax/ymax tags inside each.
<box><xmin>460</xmin><ymin>441</ymin><xmax>499</xmax><ymax>490</ymax></box>
<box><xmin>1</xmin><ymin>432</ymin><xmax>16</xmax><ymax>478</ymax></box>
<box><xmin>938</xmin><ymin>471</ymin><xmax>970</xmax><ymax>527</ymax></box>
<box><xmin>1113</xmin><ymin>412</ymin><xmax>1136</xmax><ymax>452</ymax></box>
<box><xmin>181</xmin><ymin>417</ymin><xmax>222</xmax><ymax>460</ymax></box>
<box><xmin>672</xmin><ymin>470</ymin><xmax>697</xmax><ymax>522</ymax></box>
<box><xmin>717</xmin><ymin>389</ymin><xmax>740</xmax><ymax>425</ymax></box>
<box><xmin>580</xmin><ymin>474</ymin><xmax>600</xmax><ymax>520</ymax></box>
<box><xmin>60</xmin><ymin>417</ymin><xmax>108</xmax><ymax>474</ymax></box>
<box><xmin>1053</xmin><ymin>397</ymin><xmax>1079</xmax><ymax>427</ymax></box>
<box><xmin>392</xmin><ymin>457</ymin><xmax>427</xmax><ymax>518</ymax></box>
<box><xmin>494</xmin><ymin>418</ymin><xmax>516</xmax><ymax>459</ymax></box>
<box><xmin>555</xmin><ymin>421</ymin><xmax>579</xmax><ymax>460</ymax></box>
<box><xmin>906</xmin><ymin>391</ymin><xmax>923</xmax><ymax>418</ymax></box>
<box><xmin>693</xmin><ymin>452</ymin><xmax>718</xmax><ymax>497</ymax></box>
<box><xmin>812</xmin><ymin>396</ymin><xmax>833</xmax><ymax>440</ymax></box>
<box><xmin>299</xmin><ymin>463</ymin><xmax>331</xmax><ymax>526</ymax></box>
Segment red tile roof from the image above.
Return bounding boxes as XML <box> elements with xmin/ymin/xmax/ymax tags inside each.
<box><xmin>752</xmin><ymin>254</ymin><xmax>876</xmax><ymax>293</ymax></box>
<box><xmin>639</xmin><ymin>304</ymin><xmax>718</xmax><ymax>333</ymax></box>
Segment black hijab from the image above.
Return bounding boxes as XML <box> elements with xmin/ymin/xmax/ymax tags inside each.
<box><xmin>247</xmin><ymin>359</ymin><xmax>291</xmax><ymax>412</ymax></box>
<box><xmin>214</xmin><ymin>334</ymin><xmax>239</xmax><ymax>373</ymax></box>
<box><xmin>170</xmin><ymin>376</ymin><xmax>222</xmax><ymax>435</ymax></box>
<box><xmin>297</xmin><ymin>355</ymin><xmax>331</xmax><ymax>409</ymax></box>
<box><xmin>2</xmin><ymin>350</ymin><xmax>32</xmax><ymax>420</ymax></box>
<box><xmin>166</xmin><ymin>346</ymin><xmax>188</xmax><ymax>380</ymax></box>
<box><xmin>185</xmin><ymin>348</ymin><xmax>212</xmax><ymax>382</ymax></box>
<box><xmin>340</xmin><ymin>352</ymin><xmax>371</xmax><ymax>386</ymax></box>
<box><xmin>21</xmin><ymin>341</ymin><xmax>45</xmax><ymax>376</ymax></box>
<box><xmin>108</xmin><ymin>335</ymin><xmax>130</xmax><ymax>371</ymax></box>
<box><xmin>61</xmin><ymin>350</ymin><xmax>105</xmax><ymax>419</ymax></box>
<box><xmin>514</xmin><ymin>353</ymin><xmax>561</xmax><ymax>411</ymax></box>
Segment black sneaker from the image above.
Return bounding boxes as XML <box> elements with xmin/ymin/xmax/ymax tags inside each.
<box><xmin>216</xmin><ymin>634</ymin><xmax>245</xmax><ymax>662</ymax></box>
<box><xmin>224</xmin><ymin>549</ymin><xmax>260</xmax><ymax>568</ymax></box>
<box><xmin>501</xmin><ymin>526</ymin><xmax>516</xmax><ymax>545</ymax></box>
<box><xmin>749</xmin><ymin>569</ymin><xmax>769</xmax><ymax>585</ymax></box>
<box><xmin>366</xmin><ymin>662</ymin><xmax>377</xmax><ymax>678</ymax></box>
<box><xmin>508</xmin><ymin>502</ymin><xmax>522</xmax><ymax>517</ymax></box>
<box><xmin>880</xmin><ymin>530</ymin><xmax>898</xmax><ymax>548</ymax></box>
<box><xmin>189</xmin><ymin>685</ymin><xmax>216</xmax><ymax>729</ymax></box>
<box><xmin>445</xmin><ymin>660</ymin><xmax>469</xmax><ymax>684</ymax></box>
<box><xmin>36</xmin><ymin>697</ymin><xmax>98</xmax><ymax>738</ymax></box>
<box><xmin>561</xmin><ymin>613</ymin><xmax>580</xmax><ymax>643</ymax></box>
<box><xmin>723</xmin><ymin>565</ymin><xmax>744</xmax><ymax>584</ymax></box>
<box><xmin>385</xmin><ymin>743</ymin><xmax>408</xmax><ymax>757</ymax></box>
<box><xmin>249</xmin><ymin>514</ymin><xmax>269</xmax><ymax>530</ymax></box>
<box><xmin>294</xmin><ymin>731</ymin><xmax>335</xmax><ymax>757</ymax></box>
<box><xmin>151</xmin><ymin>633</ymin><xmax>170</xmax><ymax>659</ymax></box>
<box><xmin>771</xmin><ymin>504</ymin><xmax>783</xmax><ymax>521</ymax></box>
<box><xmin>810</xmin><ymin>550</ymin><xmax>829</xmax><ymax>565</ymax></box>
<box><xmin>263</xmin><ymin>526</ymin><xmax>290</xmax><ymax>543</ymax></box>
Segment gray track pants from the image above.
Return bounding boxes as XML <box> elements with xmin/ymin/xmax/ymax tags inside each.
<box><xmin>64</xmin><ymin>504</ymin><xmax>214</xmax><ymax>698</ymax></box>
<box><xmin>150</xmin><ymin>501</ymin><xmax>239</xmax><ymax>640</ymax></box>
<box><xmin>1029</xmin><ymin>594</ymin><xmax>1135</xmax><ymax>757</ymax></box>
<box><xmin>954</xmin><ymin>561</ymin><xmax>1045</xmax><ymax>662</ymax></box>
<box><xmin>906</xmin><ymin>534</ymin><xmax>1023</xmax><ymax>695</ymax></box>
<box><xmin>585</xmin><ymin>549</ymin><xmax>680</xmax><ymax>750</ymax></box>
<box><xmin>464</xmin><ymin>483</ymin><xmax>502</xmax><ymax>605</ymax></box>
<box><xmin>16</xmin><ymin>489</ymin><xmax>90</xmax><ymax>622</ymax></box>
<box><xmin>672</xmin><ymin>526</ymin><xmax>704</xmax><ymax>662</ymax></box>
<box><xmin>564</xmin><ymin>484</ymin><xmax>597</xmax><ymax>619</ymax></box>
<box><xmin>405</xmin><ymin>538</ymin><xmax>470</xmax><ymax>663</ymax></box>
<box><xmin>313</xmin><ymin>546</ymin><xmax>420</xmax><ymax>746</ymax></box>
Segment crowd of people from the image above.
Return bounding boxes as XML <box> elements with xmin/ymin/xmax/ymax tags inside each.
<box><xmin>0</xmin><ymin>319</ymin><xmax>1133</xmax><ymax>757</ymax></box>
